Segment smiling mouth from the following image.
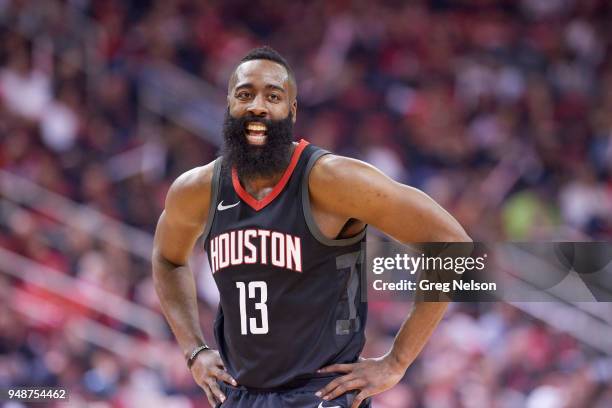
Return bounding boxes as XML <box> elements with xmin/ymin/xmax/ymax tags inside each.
<box><xmin>245</xmin><ymin>122</ymin><xmax>267</xmax><ymax>145</ymax></box>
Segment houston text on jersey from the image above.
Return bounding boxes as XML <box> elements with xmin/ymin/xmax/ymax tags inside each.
<box><xmin>209</xmin><ymin>229</ymin><xmax>302</xmax><ymax>273</ymax></box>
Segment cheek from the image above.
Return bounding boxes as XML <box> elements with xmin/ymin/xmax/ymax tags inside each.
<box><xmin>228</xmin><ymin>102</ymin><xmax>240</xmax><ymax>115</ymax></box>
<box><xmin>272</xmin><ymin>104</ymin><xmax>291</xmax><ymax>118</ymax></box>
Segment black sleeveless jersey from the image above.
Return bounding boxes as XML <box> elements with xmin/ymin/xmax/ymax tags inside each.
<box><xmin>202</xmin><ymin>139</ymin><xmax>367</xmax><ymax>389</ymax></box>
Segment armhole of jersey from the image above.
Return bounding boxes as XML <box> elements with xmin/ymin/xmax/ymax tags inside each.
<box><xmin>201</xmin><ymin>157</ymin><xmax>222</xmax><ymax>243</ymax></box>
<box><xmin>302</xmin><ymin>151</ymin><xmax>367</xmax><ymax>247</ymax></box>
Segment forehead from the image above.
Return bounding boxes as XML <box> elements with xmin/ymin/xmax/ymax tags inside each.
<box><xmin>232</xmin><ymin>60</ymin><xmax>289</xmax><ymax>90</ymax></box>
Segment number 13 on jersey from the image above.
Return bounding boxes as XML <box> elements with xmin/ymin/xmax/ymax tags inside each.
<box><xmin>236</xmin><ymin>281</ymin><xmax>269</xmax><ymax>335</ymax></box>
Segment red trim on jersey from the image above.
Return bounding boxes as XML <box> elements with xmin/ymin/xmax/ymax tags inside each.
<box><xmin>232</xmin><ymin>139</ymin><xmax>309</xmax><ymax>211</ymax></box>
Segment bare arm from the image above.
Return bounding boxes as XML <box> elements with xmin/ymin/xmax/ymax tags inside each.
<box><xmin>312</xmin><ymin>155</ymin><xmax>470</xmax><ymax>406</ymax></box>
<box><xmin>310</xmin><ymin>155</ymin><xmax>469</xmax><ymax>243</ymax></box>
<box><xmin>152</xmin><ymin>165</ymin><xmax>211</xmax><ymax>356</ymax></box>
<box><xmin>152</xmin><ymin>161</ymin><xmax>234</xmax><ymax>405</ymax></box>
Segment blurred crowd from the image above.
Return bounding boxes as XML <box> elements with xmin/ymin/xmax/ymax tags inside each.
<box><xmin>1</xmin><ymin>0</ymin><xmax>612</xmax><ymax>407</ymax></box>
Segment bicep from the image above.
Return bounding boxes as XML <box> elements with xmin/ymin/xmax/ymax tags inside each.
<box><xmin>360</xmin><ymin>179</ymin><xmax>467</xmax><ymax>242</ymax></box>
<box><xmin>152</xmin><ymin>165</ymin><xmax>212</xmax><ymax>265</ymax></box>
<box><xmin>153</xmin><ymin>209</ymin><xmax>205</xmax><ymax>266</ymax></box>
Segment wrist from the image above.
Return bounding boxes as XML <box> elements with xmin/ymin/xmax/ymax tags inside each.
<box><xmin>186</xmin><ymin>344</ymin><xmax>210</xmax><ymax>369</ymax></box>
<box><xmin>386</xmin><ymin>349</ymin><xmax>411</xmax><ymax>373</ymax></box>
<box><xmin>181</xmin><ymin>336</ymin><xmax>207</xmax><ymax>360</ymax></box>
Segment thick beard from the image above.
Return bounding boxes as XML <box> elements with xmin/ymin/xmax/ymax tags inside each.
<box><xmin>221</xmin><ymin>110</ymin><xmax>294</xmax><ymax>179</ymax></box>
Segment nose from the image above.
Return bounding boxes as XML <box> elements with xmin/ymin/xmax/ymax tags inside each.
<box><xmin>247</xmin><ymin>94</ymin><xmax>268</xmax><ymax>117</ymax></box>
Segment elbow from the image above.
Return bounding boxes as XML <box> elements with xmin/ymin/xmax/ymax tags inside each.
<box><xmin>151</xmin><ymin>248</ymin><xmax>164</xmax><ymax>284</ymax></box>
<box><xmin>151</xmin><ymin>249</ymin><xmax>176</xmax><ymax>294</ymax></box>
<box><xmin>444</xmin><ymin>227</ymin><xmax>472</xmax><ymax>243</ymax></box>
<box><xmin>151</xmin><ymin>248</ymin><xmax>170</xmax><ymax>278</ymax></box>
<box><xmin>456</xmin><ymin>231</ymin><xmax>472</xmax><ymax>243</ymax></box>
<box><xmin>152</xmin><ymin>248</ymin><xmax>184</xmax><ymax>273</ymax></box>
<box><xmin>151</xmin><ymin>248</ymin><xmax>163</xmax><ymax>272</ymax></box>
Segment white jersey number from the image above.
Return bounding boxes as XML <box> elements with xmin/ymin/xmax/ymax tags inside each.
<box><xmin>236</xmin><ymin>281</ymin><xmax>269</xmax><ymax>335</ymax></box>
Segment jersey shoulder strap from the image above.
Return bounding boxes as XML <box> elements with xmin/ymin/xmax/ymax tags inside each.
<box><xmin>300</xmin><ymin>147</ymin><xmax>367</xmax><ymax>246</ymax></box>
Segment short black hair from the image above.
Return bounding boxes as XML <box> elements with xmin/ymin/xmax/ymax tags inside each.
<box><xmin>240</xmin><ymin>46</ymin><xmax>293</xmax><ymax>76</ymax></box>
<box><xmin>230</xmin><ymin>46</ymin><xmax>297</xmax><ymax>96</ymax></box>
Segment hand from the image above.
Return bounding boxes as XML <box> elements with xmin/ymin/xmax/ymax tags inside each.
<box><xmin>315</xmin><ymin>355</ymin><xmax>406</xmax><ymax>408</ymax></box>
<box><xmin>190</xmin><ymin>349</ymin><xmax>237</xmax><ymax>406</ymax></box>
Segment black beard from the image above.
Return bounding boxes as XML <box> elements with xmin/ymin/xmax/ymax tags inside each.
<box><xmin>221</xmin><ymin>110</ymin><xmax>294</xmax><ymax>179</ymax></box>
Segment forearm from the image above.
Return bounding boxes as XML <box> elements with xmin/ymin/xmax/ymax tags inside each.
<box><xmin>387</xmin><ymin>302</ymin><xmax>448</xmax><ymax>371</ymax></box>
<box><xmin>152</xmin><ymin>252</ymin><xmax>206</xmax><ymax>357</ymax></box>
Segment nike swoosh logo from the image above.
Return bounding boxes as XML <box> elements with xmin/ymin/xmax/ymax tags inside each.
<box><xmin>217</xmin><ymin>200</ymin><xmax>240</xmax><ymax>211</ymax></box>
<box><xmin>318</xmin><ymin>403</ymin><xmax>341</xmax><ymax>408</ymax></box>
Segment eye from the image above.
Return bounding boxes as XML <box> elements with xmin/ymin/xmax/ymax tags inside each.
<box><xmin>236</xmin><ymin>91</ymin><xmax>251</xmax><ymax>99</ymax></box>
<box><xmin>268</xmin><ymin>93</ymin><xmax>281</xmax><ymax>102</ymax></box>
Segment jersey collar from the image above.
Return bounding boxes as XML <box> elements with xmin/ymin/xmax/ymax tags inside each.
<box><xmin>231</xmin><ymin>139</ymin><xmax>309</xmax><ymax>211</ymax></box>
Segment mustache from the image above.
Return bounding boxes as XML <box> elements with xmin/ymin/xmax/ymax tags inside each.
<box><xmin>230</xmin><ymin>114</ymin><xmax>275</xmax><ymax>129</ymax></box>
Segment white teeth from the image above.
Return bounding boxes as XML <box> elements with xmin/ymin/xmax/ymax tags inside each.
<box><xmin>245</xmin><ymin>122</ymin><xmax>267</xmax><ymax>145</ymax></box>
<box><xmin>246</xmin><ymin>134</ymin><xmax>267</xmax><ymax>145</ymax></box>
<box><xmin>246</xmin><ymin>122</ymin><xmax>267</xmax><ymax>131</ymax></box>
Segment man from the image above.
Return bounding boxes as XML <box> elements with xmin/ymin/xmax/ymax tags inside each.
<box><xmin>152</xmin><ymin>46</ymin><xmax>470</xmax><ymax>408</ymax></box>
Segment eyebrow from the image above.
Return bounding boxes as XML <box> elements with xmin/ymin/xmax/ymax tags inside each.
<box><xmin>234</xmin><ymin>83</ymin><xmax>286</xmax><ymax>93</ymax></box>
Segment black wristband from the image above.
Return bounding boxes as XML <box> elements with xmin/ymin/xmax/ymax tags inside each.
<box><xmin>187</xmin><ymin>344</ymin><xmax>210</xmax><ymax>369</ymax></box>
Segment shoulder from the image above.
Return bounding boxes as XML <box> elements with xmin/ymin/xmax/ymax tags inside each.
<box><xmin>167</xmin><ymin>160</ymin><xmax>216</xmax><ymax>202</ymax></box>
<box><xmin>309</xmin><ymin>153</ymin><xmax>392</xmax><ymax>196</ymax></box>
<box><xmin>308</xmin><ymin>153</ymin><xmax>396</xmax><ymax>217</ymax></box>
<box><xmin>164</xmin><ymin>159</ymin><xmax>219</xmax><ymax>224</ymax></box>
<box><xmin>309</xmin><ymin>154</ymin><xmax>381</xmax><ymax>187</ymax></box>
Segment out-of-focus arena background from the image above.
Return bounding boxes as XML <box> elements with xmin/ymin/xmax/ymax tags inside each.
<box><xmin>1</xmin><ymin>1</ymin><xmax>612</xmax><ymax>407</ymax></box>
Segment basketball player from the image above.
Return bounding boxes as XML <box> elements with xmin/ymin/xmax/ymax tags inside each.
<box><xmin>153</xmin><ymin>47</ymin><xmax>471</xmax><ymax>408</ymax></box>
